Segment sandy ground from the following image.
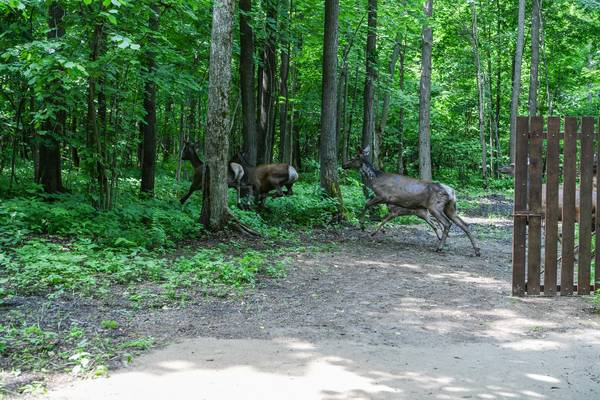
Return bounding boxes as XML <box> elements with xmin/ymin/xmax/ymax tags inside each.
<box><xmin>43</xmin><ymin>214</ymin><xmax>600</xmax><ymax>400</ymax></box>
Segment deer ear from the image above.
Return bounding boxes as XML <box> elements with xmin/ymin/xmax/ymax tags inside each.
<box><xmin>363</xmin><ymin>145</ymin><xmax>371</xmax><ymax>156</ymax></box>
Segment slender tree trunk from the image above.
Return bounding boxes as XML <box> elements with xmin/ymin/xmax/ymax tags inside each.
<box><xmin>397</xmin><ymin>38</ymin><xmax>406</xmax><ymax>174</ymax></box>
<box><xmin>509</xmin><ymin>0</ymin><xmax>526</xmax><ymax>162</ymax></box>
<box><xmin>200</xmin><ymin>0</ymin><xmax>235</xmax><ymax>231</ymax></box>
<box><xmin>418</xmin><ymin>0</ymin><xmax>433</xmax><ymax>180</ymax></box>
<box><xmin>278</xmin><ymin>0</ymin><xmax>291</xmax><ymax>163</ymax></box>
<box><xmin>239</xmin><ymin>0</ymin><xmax>258</xmax><ymax>165</ymax></box>
<box><xmin>320</xmin><ymin>0</ymin><xmax>342</xmax><ymax>206</ymax></box>
<box><xmin>361</xmin><ymin>0</ymin><xmax>377</xmax><ymax>161</ymax></box>
<box><xmin>494</xmin><ymin>0</ymin><xmax>502</xmax><ymax>166</ymax></box>
<box><xmin>163</xmin><ymin>98</ymin><xmax>173</xmax><ymax>161</ymax></box>
<box><xmin>140</xmin><ymin>3</ymin><xmax>159</xmax><ymax>196</ymax></box>
<box><xmin>376</xmin><ymin>32</ymin><xmax>402</xmax><ymax>168</ymax></box>
<box><xmin>470</xmin><ymin>2</ymin><xmax>487</xmax><ymax>182</ymax></box>
<box><xmin>176</xmin><ymin>103</ymin><xmax>185</xmax><ymax>181</ymax></box>
<box><xmin>258</xmin><ymin>0</ymin><xmax>277</xmax><ymax>164</ymax></box>
<box><xmin>346</xmin><ymin>57</ymin><xmax>360</xmax><ymax>162</ymax></box>
<box><xmin>38</xmin><ymin>2</ymin><xmax>65</xmax><ymax>193</ymax></box>
<box><xmin>528</xmin><ymin>0</ymin><xmax>541</xmax><ymax>116</ymax></box>
<box><xmin>290</xmin><ymin>30</ymin><xmax>303</xmax><ymax>170</ymax></box>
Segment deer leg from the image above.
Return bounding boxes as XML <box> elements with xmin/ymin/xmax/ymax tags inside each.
<box><xmin>371</xmin><ymin>208</ymin><xmax>401</xmax><ymax>236</ymax></box>
<box><xmin>180</xmin><ymin>185</ymin><xmax>196</xmax><ymax>205</ymax></box>
<box><xmin>429</xmin><ymin>207</ymin><xmax>452</xmax><ymax>252</ymax></box>
<box><xmin>416</xmin><ymin>209</ymin><xmax>442</xmax><ymax>240</ymax></box>
<box><xmin>445</xmin><ymin>209</ymin><xmax>480</xmax><ymax>256</ymax></box>
<box><xmin>285</xmin><ymin>183</ymin><xmax>294</xmax><ymax>195</ymax></box>
<box><xmin>360</xmin><ymin>197</ymin><xmax>385</xmax><ymax>230</ymax></box>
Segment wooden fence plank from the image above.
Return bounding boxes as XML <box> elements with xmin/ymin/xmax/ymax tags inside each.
<box><xmin>544</xmin><ymin>117</ymin><xmax>560</xmax><ymax>296</ymax></box>
<box><xmin>513</xmin><ymin>117</ymin><xmax>529</xmax><ymax>296</ymax></box>
<box><xmin>527</xmin><ymin>117</ymin><xmax>543</xmax><ymax>295</ymax></box>
<box><xmin>561</xmin><ymin>117</ymin><xmax>577</xmax><ymax>296</ymax></box>
<box><xmin>578</xmin><ymin>117</ymin><xmax>594</xmax><ymax>295</ymax></box>
<box><xmin>597</xmin><ymin>117</ymin><xmax>600</xmax><ymax>293</ymax></box>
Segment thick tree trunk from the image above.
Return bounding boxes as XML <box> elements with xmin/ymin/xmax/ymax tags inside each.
<box><xmin>376</xmin><ymin>32</ymin><xmax>402</xmax><ymax>168</ymax></box>
<box><xmin>470</xmin><ymin>2</ymin><xmax>487</xmax><ymax>182</ymax></box>
<box><xmin>38</xmin><ymin>2</ymin><xmax>65</xmax><ymax>193</ymax></box>
<box><xmin>528</xmin><ymin>0</ymin><xmax>541</xmax><ymax>116</ymax></box>
<box><xmin>320</xmin><ymin>0</ymin><xmax>342</xmax><ymax>205</ymax></box>
<box><xmin>200</xmin><ymin>0</ymin><xmax>235</xmax><ymax>231</ymax></box>
<box><xmin>257</xmin><ymin>0</ymin><xmax>277</xmax><ymax>164</ymax></box>
<box><xmin>509</xmin><ymin>0</ymin><xmax>526</xmax><ymax>162</ymax></box>
<box><xmin>278</xmin><ymin>0</ymin><xmax>291</xmax><ymax>163</ymax></box>
<box><xmin>239</xmin><ymin>0</ymin><xmax>258</xmax><ymax>165</ymax></box>
<box><xmin>418</xmin><ymin>0</ymin><xmax>433</xmax><ymax>180</ymax></box>
<box><xmin>361</xmin><ymin>0</ymin><xmax>377</xmax><ymax>161</ymax></box>
<box><xmin>140</xmin><ymin>3</ymin><xmax>159</xmax><ymax>196</ymax></box>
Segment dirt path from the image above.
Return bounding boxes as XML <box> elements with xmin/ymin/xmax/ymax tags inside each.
<box><xmin>45</xmin><ymin>216</ymin><xmax>600</xmax><ymax>400</ymax></box>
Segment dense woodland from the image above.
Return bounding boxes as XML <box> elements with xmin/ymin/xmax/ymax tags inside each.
<box><xmin>1</xmin><ymin>0</ymin><xmax>600</xmax><ymax>388</ymax></box>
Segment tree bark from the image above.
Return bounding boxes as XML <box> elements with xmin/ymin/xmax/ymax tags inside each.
<box><xmin>278</xmin><ymin>0</ymin><xmax>291</xmax><ymax>163</ymax></box>
<box><xmin>361</xmin><ymin>0</ymin><xmax>377</xmax><ymax>162</ymax></box>
<box><xmin>239</xmin><ymin>0</ymin><xmax>258</xmax><ymax>165</ymax></box>
<box><xmin>418</xmin><ymin>0</ymin><xmax>433</xmax><ymax>180</ymax></box>
<box><xmin>140</xmin><ymin>3</ymin><xmax>159</xmax><ymax>196</ymax></box>
<box><xmin>38</xmin><ymin>2</ymin><xmax>65</xmax><ymax>193</ymax></box>
<box><xmin>320</xmin><ymin>0</ymin><xmax>342</xmax><ymax>205</ymax></box>
<box><xmin>257</xmin><ymin>0</ymin><xmax>277</xmax><ymax>164</ymax></box>
<box><xmin>528</xmin><ymin>0</ymin><xmax>541</xmax><ymax>116</ymax></box>
<box><xmin>509</xmin><ymin>0</ymin><xmax>526</xmax><ymax>162</ymax></box>
<box><xmin>376</xmin><ymin>32</ymin><xmax>402</xmax><ymax>168</ymax></box>
<box><xmin>397</xmin><ymin>38</ymin><xmax>406</xmax><ymax>174</ymax></box>
<box><xmin>470</xmin><ymin>2</ymin><xmax>487</xmax><ymax>182</ymax></box>
<box><xmin>200</xmin><ymin>0</ymin><xmax>235</xmax><ymax>231</ymax></box>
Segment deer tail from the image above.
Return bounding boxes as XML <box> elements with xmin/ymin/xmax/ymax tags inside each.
<box><xmin>288</xmin><ymin>166</ymin><xmax>299</xmax><ymax>183</ymax></box>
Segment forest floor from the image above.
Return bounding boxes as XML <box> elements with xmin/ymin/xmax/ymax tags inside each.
<box><xmin>7</xmin><ymin>195</ymin><xmax>600</xmax><ymax>399</ymax></box>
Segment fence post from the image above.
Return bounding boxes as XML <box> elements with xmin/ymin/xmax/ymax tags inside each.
<box><xmin>578</xmin><ymin>117</ymin><xmax>594</xmax><ymax>294</ymax></box>
<box><xmin>527</xmin><ymin>117</ymin><xmax>543</xmax><ymax>295</ymax></box>
<box><xmin>512</xmin><ymin>117</ymin><xmax>529</xmax><ymax>296</ymax></box>
<box><xmin>544</xmin><ymin>117</ymin><xmax>560</xmax><ymax>296</ymax></box>
<box><xmin>561</xmin><ymin>117</ymin><xmax>577</xmax><ymax>296</ymax></box>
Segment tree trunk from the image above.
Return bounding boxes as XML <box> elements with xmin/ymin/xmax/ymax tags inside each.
<box><xmin>509</xmin><ymin>0</ymin><xmax>526</xmax><ymax>162</ymax></box>
<box><xmin>470</xmin><ymin>2</ymin><xmax>487</xmax><ymax>182</ymax></box>
<box><xmin>528</xmin><ymin>0</ymin><xmax>541</xmax><ymax>116</ymax></box>
<box><xmin>257</xmin><ymin>0</ymin><xmax>277</xmax><ymax>164</ymax></box>
<box><xmin>86</xmin><ymin>10</ymin><xmax>110</xmax><ymax>209</ymax></box>
<box><xmin>140</xmin><ymin>3</ymin><xmax>159</xmax><ymax>196</ymax></box>
<box><xmin>418</xmin><ymin>0</ymin><xmax>433</xmax><ymax>180</ymax></box>
<box><xmin>397</xmin><ymin>38</ymin><xmax>406</xmax><ymax>174</ymax></box>
<box><xmin>163</xmin><ymin>98</ymin><xmax>173</xmax><ymax>161</ymax></box>
<box><xmin>278</xmin><ymin>0</ymin><xmax>291</xmax><ymax>163</ymax></box>
<box><xmin>376</xmin><ymin>32</ymin><xmax>402</xmax><ymax>168</ymax></box>
<box><xmin>38</xmin><ymin>2</ymin><xmax>65</xmax><ymax>193</ymax></box>
<box><xmin>361</xmin><ymin>0</ymin><xmax>377</xmax><ymax>161</ymax></box>
<box><xmin>346</xmin><ymin>57</ymin><xmax>360</xmax><ymax>162</ymax></box>
<box><xmin>200</xmin><ymin>0</ymin><xmax>235</xmax><ymax>231</ymax></box>
<box><xmin>239</xmin><ymin>0</ymin><xmax>258</xmax><ymax>165</ymax></box>
<box><xmin>320</xmin><ymin>0</ymin><xmax>342</xmax><ymax>206</ymax></box>
<box><xmin>176</xmin><ymin>103</ymin><xmax>185</xmax><ymax>181</ymax></box>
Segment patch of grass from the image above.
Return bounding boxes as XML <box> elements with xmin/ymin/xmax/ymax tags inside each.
<box><xmin>119</xmin><ymin>338</ymin><xmax>154</xmax><ymax>350</ymax></box>
<box><xmin>100</xmin><ymin>320</ymin><xmax>119</xmax><ymax>330</ymax></box>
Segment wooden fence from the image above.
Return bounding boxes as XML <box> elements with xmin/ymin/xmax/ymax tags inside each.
<box><xmin>512</xmin><ymin>116</ymin><xmax>599</xmax><ymax>296</ymax></box>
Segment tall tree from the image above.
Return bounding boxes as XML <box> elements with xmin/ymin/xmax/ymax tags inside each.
<box><xmin>361</xmin><ymin>0</ymin><xmax>377</xmax><ymax>162</ymax></box>
<box><xmin>470</xmin><ymin>1</ymin><xmax>487</xmax><ymax>182</ymax></box>
<box><xmin>528</xmin><ymin>0</ymin><xmax>541</xmax><ymax>116</ymax></box>
<box><xmin>278</xmin><ymin>0</ymin><xmax>291</xmax><ymax>163</ymax></box>
<box><xmin>38</xmin><ymin>2</ymin><xmax>65</xmax><ymax>193</ymax></box>
<box><xmin>200</xmin><ymin>0</ymin><xmax>235</xmax><ymax>230</ymax></box>
<box><xmin>397</xmin><ymin>37</ymin><xmax>406</xmax><ymax>174</ymax></box>
<box><xmin>320</xmin><ymin>0</ymin><xmax>342</xmax><ymax>203</ymax></box>
<box><xmin>509</xmin><ymin>0</ymin><xmax>526</xmax><ymax>163</ymax></box>
<box><xmin>257</xmin><ymin>0</ymin><xmax>277</xmax><ymax>164</ymax></box>
<box><xmin>140</xmin><ymin>3</ymin><xmax>160</xmax><ymax>196</ymax></box>
<box><xmin>418</xmin><ymin>0</ymin><xmax>433</xmax><ymax>180</ymax></box>
<box><xmin>239</xmin><ymin>0</ymin><xmax>257</xmax><ymax>165</ymax></box>
<box><xmin>376</xmin><ymin>32</ymin><xmax>402</xmax><ymax>168</ymax></box>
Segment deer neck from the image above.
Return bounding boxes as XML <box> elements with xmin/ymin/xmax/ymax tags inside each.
<box><xmin>189</xmin><ymin>152</ymin><xmax>203</xmax><ymax>169</ymax></box>
<box><xmin>359</xmin><ymin>160</ymin><xmax>379</xmax><ymax>186</ymax></box>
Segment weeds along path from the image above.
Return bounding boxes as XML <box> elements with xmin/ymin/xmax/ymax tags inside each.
<box><xmin>44</xmin><ymin>213</ymin><xmax>600</xmax><ymax>400</ymax></box>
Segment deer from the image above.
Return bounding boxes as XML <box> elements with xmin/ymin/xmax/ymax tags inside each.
<box><xmin>179</xmin><ymin>141</ymin><xmax>245</xmax><ymax>206</ymax></box>
<box><xmin>231</xmin><ymin>152</ymin><xmax>299</xmax><ymax>207</ymax></box>
<box><xmin>343</xmin><ymin>146</ymin><xmax>480</xmax><ymax>256</ymax></box>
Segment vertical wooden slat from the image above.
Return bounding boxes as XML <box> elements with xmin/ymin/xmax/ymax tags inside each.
<box><xmin>544</xmin><ymin>117</ymin><xmax>560</xmax><ymax>296</ymax></box>
<box><xmin>513</xmin><ymin>116</ymin><xmax>529</xmax><ymax>296</ymax></box>
<box><xmin>561</xmin><ymin>117</ymin><xmax>577</xmax><ymax>296</ymax></box>
<box><xmin>527</xmin><ymin>117</ymin><xmax>543</xmax><ymax>295</ymax></box>
<box><xmin>578</xmin><ymin>117</ymin><xmax>594</xmax><ymax>295</ymax></box>
<box><xmin>596</xmin><ymin>118</ymin><xmax>600</xmax><ymax>293</ymax></box>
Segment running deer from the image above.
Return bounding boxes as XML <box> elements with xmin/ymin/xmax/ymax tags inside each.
<box><xmin>343</xmin><ymin>146</ymin><xmax>480</xmax><ymax>256</ymax></box>
<box><xmin>232</xmin><ymin>153</ymin><xmax>299</xmax><ymax>207</ymax></box>
<box><xmin>179</xmin><ymin>141</ymin><xmax>245</xmax><ymax>206</ymax></box>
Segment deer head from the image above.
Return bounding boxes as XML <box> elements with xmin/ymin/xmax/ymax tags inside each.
<box><xmin>343</xmin><ymin>146</ymin><xmax>370</xmax><ymax>170</ymax></box>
